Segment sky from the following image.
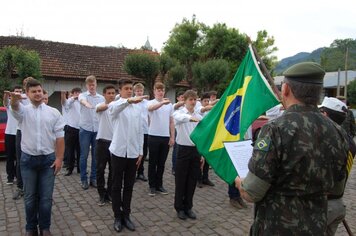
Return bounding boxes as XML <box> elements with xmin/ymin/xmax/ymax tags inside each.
<box><xmin>1</xmin><ymin>0</ymin><xmax>355</xmax><ymax>60</ymax></box>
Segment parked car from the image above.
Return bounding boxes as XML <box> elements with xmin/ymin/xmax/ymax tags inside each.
<box><xmin>0</xmin><ymin>106</ymin><xmax>7</xmax><ymax>155</ymax></box>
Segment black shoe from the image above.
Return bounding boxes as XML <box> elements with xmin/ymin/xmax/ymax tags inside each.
<box><xmin>229</xmin><ymin>198</ymin><xmax>243</xmax><ymax>209</ymax></box>
<box><xmin>236</xmin><ymin>196</ymin><xmax>247</xmax><ymax>208</ymax></box>
<box><xmin>64</xmin><ymin>169</ymin><xmax>72</xmax><ymax>176</ymax></box>
<box><xmin>98</xmin><ymin>196</ymin><xmax>106</xmax><ymax>206</ymax></box>
<box><xmin>6</xmin><ymin>179</ymin><xmax>14</xmax><ymax>185</ymax></box>
<box><xmin>90</xmin><ymin>180</ymin><xmax>97</xmax><ymax>188</ymax></box>
<box><xmin>13</xmin><ymin>188</ymin><xmax>24</xmax><ymax>200</ymax></box>
<box><xmin>113</xmin><ymin>217</ymin><xmax>123</xmax><ymax>232</ymax></box>
<box><xmin>105</xmin><ymin>194</ymin><xmax>112</xmax><ymax>203</ymax></box>
<box><xmin>202</xmin><ymin>179</ymin><xmax>215</xmax><ymax>186</ymax></box>
<box><xmin>81</xmin><ymin>181</ymin><xmax>89</xmax><ymax>190</ymax></box>
<box><xmin>177</xmin><ymin>210</ymin><xmax>187</xmax><ymax>220</ymax></box>
<box><xmin>148</xmin><ymin>188</ymin><xmax>156</xmax><ymax>196</ymax></box>
<box><xmin>123</xmin><ymin>216</ymin><xmax>135</xmax><ymax>231</ymax></box>
<box><xmin>40</xmin><ymin>229</ymin><xmax>51</xmax><ymax>236</ymax></box>
<box><xmin>197</xmin><ymin>180</ymin><xmax>203</xmax><ymax>188</ymax></box>
<box><xmin>185</xmin><ymin>209</ymin><xmax>197</xmax><ymax>219</ymax></box>
<box><xmin>136</xmin><ymin>174</ymin><xmax>148</xmax><ymax>181</ymax></box>
<box><xmin>156</xmin><ymin>187</ymin><xmax>168</xmax><ymax>195</ymax></box>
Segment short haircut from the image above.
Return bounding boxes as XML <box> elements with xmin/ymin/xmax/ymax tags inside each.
<box><xmin>133</xmin><ymin>83</ymin><xmax>145</xmax><ymax>90</ymax></box>
<box><xmin>118</xmin><ymin>79</ymin><xmax>133</xmax><ymax>89</ymax></box>
<box><xmin>43</xmin><ymin>89</ymin><xmax>48</xmax><ymax>95</ymax></box>
<box><xmin>201</xmin><ymin>92</ymin><xmax>210</xmax><ymax>100</ymax></box>
<box><xmin>85</xmin><ymin>75</ymin><xmax>97</xmax><ymax>84</ymax></box>
<box><xmin>183</xmin><ymin>90</ymin><xmax>198</xmax><ymax>101</ymax></box>
<box><xmin>103</xmin><ymin>84</ymin><xmax>116</xmax><ymax>94</ymax></box>
<box><xmin>285</xmin><ymin>78</ymin><xmax>322</xmax><ymax>105</ymax></box>
<box><xmin>209</xmin><ymin>90</ymin><xmax>217</xmax><ymax>96</ymax></box>
<box><xmin>154</xmin><ymin>82</ymin><xmax>165</xmax><ymax>90</ymax></box>
<box><xmin>177</xmin><ymin>91</ymin><xmax>185</xmax><ymax>97</ymax></box>
<box><xmin>12</xmin><ymin>85</ymin><xmax>22</xmax><ymax>91</ymax></box>
<box><xmin>71</xmin><ymin>87</ymin><xmax>82</xmax><ymax>94</ymax></box>
<box><xmin>25</xmin><ymin>78</ymin><xmax>42</xmax><ymax>92</ymax></box>
<box><xmin>23</xmin><ymin>77</ymin><xmax>32</xmax><ymax>87</ymax></box>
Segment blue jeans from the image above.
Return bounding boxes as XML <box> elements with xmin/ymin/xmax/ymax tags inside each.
<box><xmin>79</xmin><ymin>128</ymin><xmax>97</xmax><ymax>182</ymax></box>
<box><xmin>20</xmin><ymin>152</ymin><xmax>56</xmax><ymax>231</ymax></box>
<box><xmin>228</xmin><ymin>184</ymin><xmax>241</xmax><ymax>199</ymax></box>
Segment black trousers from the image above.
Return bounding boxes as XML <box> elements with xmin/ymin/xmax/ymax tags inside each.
<box><xmin>5</xmin><ymin>134</ymin><xmax>16</xmax><ymax>181</ymax></box>
<box><xmin>199</xmin><ymin>161</ymin><xmax>210</xmax><ymax>181</ymax></box>
<box><xmin>174</xmin><ymin>145</ymin><xmax>200</xmax><ymax>212</ymax></box>
<box><xmin>15</xmin><ymin>129</ymin><xmax>23</xmax><ymax>189</ymax></box>
<box><xmin>137</xmin><ymin>134</ymin><xmax>148</xmax><ymax>175</ymax></box>
<box><xmin>95</xmin><ymin>139</ymin><xmax>112</xmax><ymax>197</ymax></box>
<box><xmin>111</xmin><ymin>155</ymin><xmax>137</xmax><ymax>218</ymax></box>
<box><xmin>148</xmin><ymin>135</ymin><xmax>169</xmax><ymax>189</ymax></box>
<box><xmin>65</xmin><ymin>126</ymin><xmax>80</xmax><ymax>172</ymax></box>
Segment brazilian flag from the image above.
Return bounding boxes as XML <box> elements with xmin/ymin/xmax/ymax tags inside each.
<box><xmin>190</xmin><ymin>45</ymin><xmax>279</xmax><ymax>184</ymax></box>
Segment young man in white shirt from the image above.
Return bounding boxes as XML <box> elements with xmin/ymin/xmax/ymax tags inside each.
<box><xmin>173</xmin><ymin>90</ymin><xmax>204</xmax><ymax>220</ymax></box>
<box><xmin>61</xmin><ymin>88</ymin><xmax>82</xmax><ymax>176</ymax></box>
<box><xmin>147</xmin><ymin>82</ymin><xmax>175</xmax><ymax>196</ymax></box>
<box><xmin>13</xmin><ymin>77</ymin><xmax>31</xmax><ymax>200</ymax></box>
<box><xmin>10</xmin><ymin>78</ymin><xmax>65</xmax><ymax>236</ymax></box>
<box><xmin>78</xmin><ymin>75</ymin><xmax>105</xmax><ymax>190</ymax></box>
<box><xmin>133</xmin><ymin>83</ymin><xmax>149</xmax><ymax>182</ymax></box>
<box><xmin>109</xmin><ymin>79</ymin><xmax>147</xmax><ymax>232</ymax></box>
<box><xmin>95</xmin><ymin>85</ymin><xmax>116</xmax><ymax>206</ymax></box>
<box><xmin>3</xmin><ymin>86</ymin><xmax>23</xmax><ymax>185</ymax></box>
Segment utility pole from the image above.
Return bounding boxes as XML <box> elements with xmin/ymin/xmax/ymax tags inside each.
<box><xmin>344</xmin><ymin>47</ymin><xmax>349</xmax><ymax>99</ymax></box>
<box><xmin>337</xmin><ymin>68</ymin><xmax>340</xmax><ymax>96</ymax></box>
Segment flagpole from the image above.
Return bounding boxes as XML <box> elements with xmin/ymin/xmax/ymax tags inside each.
<box><xmin>246</xmin><ymin>37</ymin><xmax>284</xmax><ymax>106</ymax></box>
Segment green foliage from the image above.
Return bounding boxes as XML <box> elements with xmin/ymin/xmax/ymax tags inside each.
<box><xmin>159</xmin><ymin>53</ymin><xmax>177</xmax><ymax>75</ymax></box>
<box><xmin>0</xmin><ymin>46</ymin><xmax>42</xmax><ymax>105</ymax></box>
<box><xmin>321</xmin><ymin>38</ymin><xmax>356</xmax><ymax>72</ymax></box>
<box><xmin>124</xmin><ymin>53</ymin><xmax>159</xmax><ymax>96</ymax></box>
<box><xmin>192</xmin><ymin>59</ymin><xmax>230</xmax><ymax>94</ymax></box>
<box><xmin>168</xmin><ymin>64</ymin><xmax>186</xmax><ymax>83</ymax></box>
<box><xmin>163</xmin><ymin>16</ymin><xmax>205</xmax><ymax>81</ymax></box>
<box><xmin>253</xmin><ymin>30</ymin><xmax>278</xmax><ymax>72</ymax></box>
<box><xmin>347</xmin><ymin>79</ymin><xmax>356</xmax><ymax>105</ymax></box>
<box><xmin>163</xmin><ymin>16</ymin><xmax>278</xmax><ymax>94</ymax></box>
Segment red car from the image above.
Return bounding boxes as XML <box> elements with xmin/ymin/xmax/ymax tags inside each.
<box><xmin>252</xmin><ymin>115</ymin><xmax>269</xmax><ymax>141</ymax></box>
<box><xmin>0</xmin><ymin>106</ymin><xmax>7</xmax><ymax>154</ymax></box>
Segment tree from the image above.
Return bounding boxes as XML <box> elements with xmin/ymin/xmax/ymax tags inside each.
<box><xmin>167</xmin><ymin>64</ymin><xmax>186</xmax><ymax>87</ymax></box>
<box><xmin>0</xmin><ymin>46</ymin><xmax>41</xmax><ymax>105</ymax></box>
<box><xmin>163</xmin><ymin>15</ymin><xmax>205</xmax><ymax>81</ymax></box>
<box><xmin>321</xmin><ymin>38</ymin><xmax>356</xmax><ymax>71</ymax></box>
<box><xmin>123</xmin><ymin>53</ymin><xmax>159</xmax><ymax>97</ymax></box>
<box><xmin>347</xmin><ymin>79</ymin><xmax>356</xmax><ymax>105</ymax></box>
<box><xmin>192</xmin><ymin>59</ymin><xmax>230</xmax><ymax>94</ymax></box>
<box><xmin>253</xmin><ymin>30</ymin><xmax>278</xmax><ymax>72</ymax></box>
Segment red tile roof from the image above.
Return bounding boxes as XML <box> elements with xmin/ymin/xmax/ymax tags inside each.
<box><xmin>0</xmin><ymin>36</ymin><xmax>159</xmax><ymax>82</ymax></box>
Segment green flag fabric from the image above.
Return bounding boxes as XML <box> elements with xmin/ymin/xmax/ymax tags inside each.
<box><xmin>190</xmin><ymin>45</ymin><xmax>279</xmax><ymax>184</ymax></box>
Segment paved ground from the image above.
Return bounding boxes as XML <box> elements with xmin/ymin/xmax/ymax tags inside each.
<box><xmin>0</xmin><ymin>151</ymin><xmax>356</xmax><ymax>236</ymax></box>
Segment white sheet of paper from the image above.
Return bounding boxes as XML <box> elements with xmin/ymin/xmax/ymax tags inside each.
<box><xmin>224</xmin><ymin>140</ymin><xmax>253</xmax><ymax>178</ymax></box>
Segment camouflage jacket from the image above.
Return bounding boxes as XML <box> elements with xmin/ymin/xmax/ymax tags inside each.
<box><xmin>248</xmin><ymin>104</ymin><xmax>349</xmax><ymax>236</ymax></box>
<box><xmin>341</xmin><ymin>109</ymin><xmax>356</xmax><ymax>137</ymax></box>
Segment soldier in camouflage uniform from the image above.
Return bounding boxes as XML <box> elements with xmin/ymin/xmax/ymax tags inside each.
<box><xmin>337</xmin><ymin>96</ymin><xmax>356</xmax><ymax>138</ymax></box>
<box><xmin>235</xmin><ymin>62</ymin><xmax>349</xmax><ymax>236</ymax></box>
<box><xmin>319</xmin><ymin>97</ymin><xmax>356</xmax><ymax>236</ymax></box>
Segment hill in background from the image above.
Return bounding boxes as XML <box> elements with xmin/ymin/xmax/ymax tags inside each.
<box><xmin>274</xmin><ymin>48</ymin><xmax>325</xmax><ymax>75</ymax></box>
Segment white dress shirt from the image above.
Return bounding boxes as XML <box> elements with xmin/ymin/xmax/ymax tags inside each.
<box><xmin>173</xmin><ymin>107</ymin><xmax>202</xmax><ymax>146</ymax></box>
<box><xmin>79</xmin><ymin>91</ymin><xmax>104</xmax><ymax>132</ymax></box>
<box><xmin>109</xmin><ymin>98</ymin><xmax>143</xmax><ymax>158</ymax></box>
<box><xmin>137</xmin><ymin>99</ymin><xmax>149</xmax><ymax>134</ymax></box>
<box><xmin>5</xmin><ymin>103</ymin><xmax>18</xmax><ymax>135</ymax></box>
<box><xmin>96</xmin><ymin>102</ymin><xmax>113</xmax><ymax>141</ymax></box>
<box><xmin>147</xmin><ymin>99</ymin><xmax>173</xmax><ymax>137</ymax></box>
<box><xmin>11</xmin><ymin>103</ymin><xmax>65</xmax><ymax>155</ymax></box>
<box><xmin>63</xmin><ymin>97</ymin><xmax>81</xmax><ymax>129</ymax></box>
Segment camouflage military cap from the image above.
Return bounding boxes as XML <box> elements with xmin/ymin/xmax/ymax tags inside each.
<box><xmin>283</xmin><ymin>62</ymin><xmax>325</xmax><ymax>84</ymax></box>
